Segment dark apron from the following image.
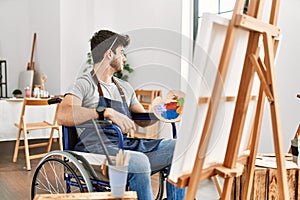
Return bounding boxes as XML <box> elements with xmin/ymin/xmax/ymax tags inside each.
<box><xmin>74</xmin><ymin>71</ymin><xmax>162</xmax><ymax>155</ymax></box>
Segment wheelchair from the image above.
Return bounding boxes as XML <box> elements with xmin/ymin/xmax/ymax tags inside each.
<box><xmin>31</xmin><ymin>98</ymin><xmax>170</xmax><ymax>200</ymax></box>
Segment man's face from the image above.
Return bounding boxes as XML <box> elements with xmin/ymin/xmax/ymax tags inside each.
<box><xmin>110</xmin><ymin>45</ymin><xmax>126</xmax><ymax>72</ymax></box>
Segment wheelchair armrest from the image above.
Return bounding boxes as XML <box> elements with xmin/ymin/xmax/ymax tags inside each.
<box><xmin>131</xmin><ymin>112</ymin><xmax>159</xmax><ymax>127</ymax></box>
<box><xmin>47</xmin><ymin>97</ymin><xmax>62</xmax><ymax>104</ymax></box>
<box><xmin>131</xmin><ymin>112</ymin><xmax>158</xmax><ymax>120</ymax></box>
<box><xmin>101</xmin><ymin>123</ymin><xmax>124</xmax><ymax>150</ymax></box>
<box><xmin>131</xmin><ymin>112</ymin><xmax>177</xmax><ymax>139</ymax></box>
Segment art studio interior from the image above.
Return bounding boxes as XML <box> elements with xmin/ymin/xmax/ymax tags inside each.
<box><xmin>0</xmin><ymin>0</ymin><xmax>299</xmax><ymax>199</ymax></box>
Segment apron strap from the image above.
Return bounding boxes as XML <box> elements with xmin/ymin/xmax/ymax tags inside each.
<box><xmin>90</xmin><ymin>70</ymin><xmax>127</xmax><ymax>103</ymax></box>
<box><xmin>112</xmin><ymin>77</ymin><xmax>127</xmax><ymax>103</ymax></box>
<box><xmin>91</xmin><ymin>71</ymin><xmax>104</xmax><ymax>97</ymax></box>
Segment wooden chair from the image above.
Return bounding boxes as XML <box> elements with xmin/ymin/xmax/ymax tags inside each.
<box><xmin>12</xmin><ymin>98</ymin><xmax>63</xmax><ymax>170</ymax></box>
<box><xmin>134</xmin><ymin>89</ymin><xmax>161</xmax><ymax>139</ymax></box>
<box><xmin>135</xmin><ymin>89</ymin><xmax>161</xmax><ymax>111</ymax></box>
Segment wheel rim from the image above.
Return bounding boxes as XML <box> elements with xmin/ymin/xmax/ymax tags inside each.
<box><xmin>31</xmin><ymin>157</ymin><xmax>83</xmax><ymax>199</ymax></box>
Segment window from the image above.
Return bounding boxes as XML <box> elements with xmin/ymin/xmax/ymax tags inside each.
<box><xmin>193</xmin><ymin>0</ymin><xmax>249</xmax><ymax>42</ymax></box>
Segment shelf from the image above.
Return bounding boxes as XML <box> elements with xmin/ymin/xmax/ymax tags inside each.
<box><xmin>0</xmin><ymin>60</ymin><xmax>7</xmax><ymax>98</ymax></box>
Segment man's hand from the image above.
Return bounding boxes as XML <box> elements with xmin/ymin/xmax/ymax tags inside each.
<box><xmin>105</xmin><ymin>108</ymin><xmax>135</xmax><ymax>134</ymax></box>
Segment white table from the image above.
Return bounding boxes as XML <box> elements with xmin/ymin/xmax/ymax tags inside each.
<box><xmin>0</xmin><ymin>98</ymin><xmax>59</xmax><ymax>141</ymax></box>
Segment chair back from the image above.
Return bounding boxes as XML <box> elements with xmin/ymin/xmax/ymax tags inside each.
<box><xmin>13</xmin><ymin>97</ymin><xmax>62</xmax><ymax>170</ymax></box>
<box><xmin>19</xmin><ymin>98</ymin><xmax>59</xmax><ymax>127</ymax></box>
<box><xmin>25</xmin><ymin>98</ymin><xmax>49</xmax><ymax>105</ymax></box>
<box><xmin>135</xmin><ymin>89</ymin><xmax>161</xmax><ymax>111</ymax></box>
<box><xmin>62</xmin><ymin>126</ymin><xmax>78</xmax><ymax>150</ymax></box>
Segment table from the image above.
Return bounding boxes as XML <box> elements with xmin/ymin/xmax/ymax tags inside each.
<box><xmin>231</xmin><ymin>154</ymin><xmax>299</xmax><ymax>200</ymax></box>
<box><xmin>0</xmin><ymin>98</ymin><xmax>59</xmax><ymax>141</ymax></box>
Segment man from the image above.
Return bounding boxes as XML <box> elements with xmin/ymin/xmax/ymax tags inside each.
<box><xmin>57</xmin><ymin>29</ymin><xmax>185</xmax><ymax>200</ymax></box>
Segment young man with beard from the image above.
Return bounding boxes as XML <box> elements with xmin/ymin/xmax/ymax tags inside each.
<box><xmin>57</xmin><ymin>30</ymin><xmax>185</xmax><ymax>200</ymax></box>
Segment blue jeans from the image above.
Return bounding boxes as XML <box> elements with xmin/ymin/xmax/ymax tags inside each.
<box><xmin>127</xmin><ymin>139</ymin><xmax>186</xmax><ymax>200</ymax></box>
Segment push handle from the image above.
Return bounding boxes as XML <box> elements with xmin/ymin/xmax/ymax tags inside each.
<box><xmin>48</xmin><ymin>98</ymin><xmax>62</xmax><ymax>105</ymax></box>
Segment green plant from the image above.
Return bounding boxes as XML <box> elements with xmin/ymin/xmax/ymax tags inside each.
<box><xmin>12</xmin><ymin>89</ymin><xmax>22</xmax><ymax>95</ymax></box>
<box><xmin>84</xmin><ymin>52</ymin><xmax>134</xmax><ymax>81</ymax></box>
<box><xmin>12</xmin><ymin>89</ymin><xmax>22</xmax><ymax>97</ymax></box>
<box><xmin>84</xmin><ymin>52</ymin><xmax>93</xmax><ymax>73</ymax></box>
<box><xmin>113</xmin><ymin>57</ymin><xmax>134</xmax><ymax>81</ymax></box>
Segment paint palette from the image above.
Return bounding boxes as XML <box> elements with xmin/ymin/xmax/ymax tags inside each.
<box><xmin>152</xmin><ymin>90</ymin><xmax>185</xmax><ymax>123</ymax></box>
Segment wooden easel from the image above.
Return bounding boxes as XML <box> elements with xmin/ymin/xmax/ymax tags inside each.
<box><xmin>27</xmin><ymin>32</ymin><xmax>37</xmax><ymax>71</ymax></box>
<box><xmin>171</xmin><ymin>0</ymin><xmax>289</xmax><ymax>199</ymax></box>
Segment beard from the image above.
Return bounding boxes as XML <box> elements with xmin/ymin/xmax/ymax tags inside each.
<box><xmin>110</xmin><ymin>57</ymin><xmax>123</xmax><ymax>73</ymax></box>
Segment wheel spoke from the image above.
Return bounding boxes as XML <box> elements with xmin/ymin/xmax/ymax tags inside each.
<box><xmin>32</xmin><ymin>157</ymin><xmax>84</xmax><ymax>198</ymax></box>
<box><xmin>32</xmin><ymin>152</ymin><xmax>93</xmax><ymax>200</ymax></box>
<box><xmin>48</xmin><ymin>158</ymin><xmax>66</xmax><ymax>193</ymax></box>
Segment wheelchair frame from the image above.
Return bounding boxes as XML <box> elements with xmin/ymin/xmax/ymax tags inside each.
<box><xmin>31</xmin><ymin>98</ymin><xmax>168</xmax><ymax>200</ymax></box>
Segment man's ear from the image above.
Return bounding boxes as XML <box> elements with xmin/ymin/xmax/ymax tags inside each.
<box><xmin>105</xmin><ymin>49</ymin><xmax>113</xmax><ymax>59</ymax></box>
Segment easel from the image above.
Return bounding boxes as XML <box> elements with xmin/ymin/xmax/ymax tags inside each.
<box><xmin>171</xmin><ymin>0</ymin><xmax>289</xmax><ymax>199</ymax></box>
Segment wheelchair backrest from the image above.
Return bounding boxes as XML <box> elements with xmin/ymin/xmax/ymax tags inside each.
<box><xmin>62</xmin><ymin>126</ymin><xmax>79</xmax><ymax>150</ymax></box>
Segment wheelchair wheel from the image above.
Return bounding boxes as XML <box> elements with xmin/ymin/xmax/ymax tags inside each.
<box><xmin>152</xmin><ymin>169</ymin><xmax>168</xmax><ymax>200</ymax></box>
<box><xmin>31</xmin><ymin>151</ymin><xmax>93</xmax><ymax>199</ymax></box>
<box><xmin>154</xmin><ymin>170</ymin><xmax>166</xmax><ymax>200</ymax></box>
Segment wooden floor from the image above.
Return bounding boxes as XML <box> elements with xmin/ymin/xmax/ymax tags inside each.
<box><xmin>0</xmin><ymin>141</ymin><xmax>38</xmax><ymax>200</ymax></box>
<box><xmin>0</xmin><ymin>140</ymin><xmax>162</xmax><ymax>200</ymax></box>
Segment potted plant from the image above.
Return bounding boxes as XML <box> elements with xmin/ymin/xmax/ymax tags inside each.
<box><xmin>12</xmin><ymin>89</ymin><xmax>22</xmax><ymax>98</ymax></box>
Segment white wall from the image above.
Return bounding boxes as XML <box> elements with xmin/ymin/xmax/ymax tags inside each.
<box><xmin>60</xmin><ymin>0</ymin><xmax>94</xmax><ymax>93</ymax></box>
<box><xmin>0</xmin><ymin>0</ymin><xmax>60</xmax><ymax>95</ymax></box>
<box><xmin>30</xmin><ymin>0</ymin><xmax>61</xmax><ymax>95</ymax></box>
<box><xmin>0</xmin><ymin>0</ymin><xmax>31</xmax><ymax>94</ymax></box>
